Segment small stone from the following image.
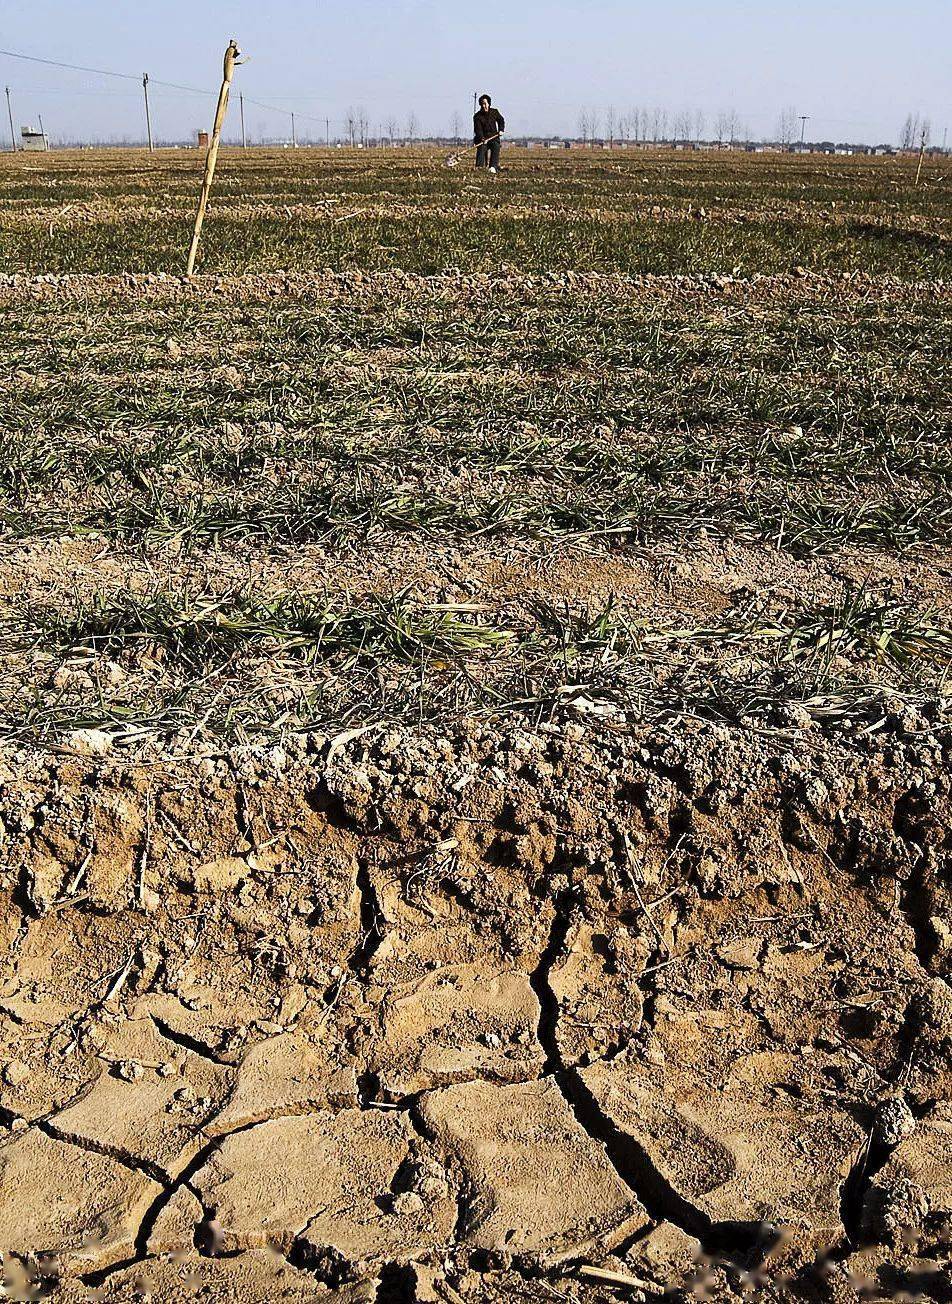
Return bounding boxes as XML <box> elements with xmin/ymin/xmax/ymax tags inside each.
<box><xmin>3</xmin><ymin>1061</ymin><xmax>30</xmax><ymax>1088</ymax></box>
<box><xmin>928</xmin><ymin>916</ymin><xmax>952</xmax><ymax>957</ymax></box>
<box><xmin>875</xmin><ymin>1097</ymin><xmax>916</xmax><ymax>1149</ymax></box>
<box><xmin>215</xmin><ymin>365</ymin><xmax>243</xmax><ymax>390</ymax></box>
<box><xmin>65</xmin><ymin>728</ymin><xmax>113</xmax><ymax>757</ymax></box>
<box><xmin>715</xmin><ymin>936</ymin><xmax>761</xmax><ymax>971</ymax></box>
<box><xmin>189</xmin><ymin>856</ymin><xmax>246</xmax><ymax>894</ymax></box>
<box><xmin>392</xmin><ymin>1191</ymin><xmax>425</xmax><ymax>1216</ymax></box>
<box><xmin>140</xmin><ymin>887</ymin><xmax>161</xmax><ymax>913</ymax></box>
<box><xmin>418</xmin><ymin>1175</ymin><xmax>450</xmax><ymax>1201</ymax></box>
<box><xmin>157</xmin><ymin>1061</ymin><xmax>177</xmax><ymax>1079</ymax></box>
<box><xmin>861</xmin><ymin>1176</ymin><xmax>929</xmax><ymax>1245</ymax></box>
<box><xmin>117</xmin><ymin>1059</ymin><xmax>144</xmax><ymax>1083</ymax></box>
<box><xmin>911</xmin><ymin>978</ymin><xmax>952</xmax><ymax>1042</ymax></box>
<box><xmin>9</xmin><ymin>1117</ymin><xmax>27</xmax><ymax>1132</ymax></box>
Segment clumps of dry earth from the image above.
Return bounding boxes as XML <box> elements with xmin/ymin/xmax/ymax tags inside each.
<box><xmin>1</xmin><ymin>709</ymin><xmax>951</xmax><ymax>1301</ymax></box>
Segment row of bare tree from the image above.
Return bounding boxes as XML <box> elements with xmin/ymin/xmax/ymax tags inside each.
<box><xmin>341</xmin><ymin>104</ymin><xmax>936</xmax><ymax>151</ymax></box>
<box><xmin>576</xmin><ymin>106</ymin><xmax>760</xmax><ymax>146</ymax></box>
<box><xmin>345</xmin><ymin>106</ymin><xmax>422</xmax><ymax>146</ymax></box>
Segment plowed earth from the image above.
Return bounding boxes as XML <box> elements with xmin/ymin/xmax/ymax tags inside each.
<box><xmin>1</xmin><ymin>149</ymin><xmax>951</xmax><ymax>1302</ymax></box>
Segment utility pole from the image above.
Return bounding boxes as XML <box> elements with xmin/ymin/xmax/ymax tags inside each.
<box><xmin>38</xmin><ymin>112</ymin><xmax>46</xmax><ymax>149</ymax></box>
<box><xmin>5</xmin><ymin>87</ymin><xmax>14</xmax><ymax>152</ymax></box>
<box><xmin>291</xmin><ymin>111</ymin><xmax>297</xmax><ymax>147</ymax></box>
<box><xmin>143</xmin><ymin>73</ymin><xmax>154</xmax><ymax>152</ymax></box>
<box><xmin>800</xmin><ymin>115</ymin><xmax>809</xmax><ymax>147</ymax></box>
<box><xmin>325</xmin><ymin>117</ymin><xmax>329</xmax><ymax>146</ymax></box>
<box><xmin>239</xmin><ymin>92</ymin><xmax>247</xmax><ymax>147</ymax></box>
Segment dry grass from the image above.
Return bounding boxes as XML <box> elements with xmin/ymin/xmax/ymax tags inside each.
<box><xmin>0</xmin><ymin>149</ymin><xmax>949</xmax><ymax>746</ymax></box>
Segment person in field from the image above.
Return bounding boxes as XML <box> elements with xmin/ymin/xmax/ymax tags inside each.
<box><xmin>474</xmin><ymin>94</ymin><xmax>505</xmax><ymax>172</ymax></box>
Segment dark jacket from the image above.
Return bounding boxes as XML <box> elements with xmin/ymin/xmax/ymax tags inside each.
<box><xmin>474</xmin><ymin>107</ymin><xmax>505</xmax><ymax>143</ymax></box>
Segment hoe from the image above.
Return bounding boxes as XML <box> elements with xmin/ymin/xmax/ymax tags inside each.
<box><xmin>445</xmin><ymin>131</ymin><xmax>501</xmax><ymax>168</ymax></box>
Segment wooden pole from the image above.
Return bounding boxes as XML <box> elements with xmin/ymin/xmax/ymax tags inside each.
<box><xmin>143</xmin><ymin>73</ymin><xmax>154</xmax><ymax>152</ymax></box>
<box><xmin>915</xmin><ymin>128</ymin><xmax>927</xmax><ymax>187</ymax></box>
<box><xmin>186</xmin><ymin>39</ymin><xmax>242</xmax><ymax>277</ymax></box>
<box><xmin>5</xmin><ymin>87</ymin><xmax>16</xmax><ymax>152</ymax></box>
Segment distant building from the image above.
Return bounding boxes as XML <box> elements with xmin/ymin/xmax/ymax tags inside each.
<box><xmin>21</xmin><ymin>127</ymin><xmax>49</xmax><ymax>152</ymax></box>
<box><xmin>197</xmin><ymin>130</ymin><xmax>209</xmax><ymax>149</ymax></box>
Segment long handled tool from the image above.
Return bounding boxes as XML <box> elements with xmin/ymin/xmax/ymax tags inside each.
<box><xmin>445</xmin><ymin>131</ymin><xmax>500</xmax><ymax>168</ymax></box>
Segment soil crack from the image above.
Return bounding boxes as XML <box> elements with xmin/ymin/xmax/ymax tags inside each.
<box><xmin>35</xmin><ymin>1116</ymin><xmax>172</xmax><ymax>1188</ymax></box>
<box><xmin>527</xmin><ymin>895</ymin><xmax>771</xmax><ymax>1264</ymax></box>
<box><xmin>150</xmin><ymin>1014</ymin><xmax>235</xmax><ymax>1066</ymax></box>
<box><xmin>351</xmin><ymin>855</ymin><xmax>386</xmax><ymax>975</ymax></box>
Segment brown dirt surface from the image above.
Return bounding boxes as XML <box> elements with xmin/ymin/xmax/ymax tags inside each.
<box><xmin>2</xmin><ymin>149</ymin><xmax>952</xmax><ymax>1303</ymax></box>
<box><xmin>0</xmin><ymin>712</ymin><xmax>951</xmax><ymax>1300</ymax></box>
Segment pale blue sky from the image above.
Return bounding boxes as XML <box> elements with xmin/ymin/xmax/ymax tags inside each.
<box><xmin>1</xmin><ymin>1</ymin><xmax>948</xmax><ymax>145</ymax></box>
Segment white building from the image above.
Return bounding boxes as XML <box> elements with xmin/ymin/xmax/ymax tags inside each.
<box><xmin>21</xmin><ymin>127</ymin><xmax>49</xmax><ymax>152</ymax></box>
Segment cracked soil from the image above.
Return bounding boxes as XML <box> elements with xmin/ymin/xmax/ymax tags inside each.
<box><xmin>2</xmin><ymin>713</ymin><xmax>951</xmax><ymax>1301</ymax></box>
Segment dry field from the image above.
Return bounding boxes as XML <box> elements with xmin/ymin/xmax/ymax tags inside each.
<box><xmin>0</xmin><ymin>147</ymin><xmax>951</xmax><ymax>1303</ymax></box>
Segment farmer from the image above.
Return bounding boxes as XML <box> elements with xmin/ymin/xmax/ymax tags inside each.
<box><xmin>474</xmin><ymin>94</ymin><xmax>505</xmax><ymax>172</ymax></box>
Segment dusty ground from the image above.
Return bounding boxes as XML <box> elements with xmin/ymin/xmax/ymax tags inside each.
<box><xmin>1</xmin><ymin>712</ymin><xmax>951</xmax><ymax>1301</ymax></box>
<box><xmin>1</xmin><ymin>151</ymin><xmax>951</xmax><ymax>1301</ymax></box>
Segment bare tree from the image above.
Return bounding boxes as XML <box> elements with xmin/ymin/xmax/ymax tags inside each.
<box><xmin>693</xmin><ymin>109</ymin><xmax>705</xmax><ymax>144</ymax></box>
<box><xmin>385</xmin><ymin>115</ymin><xmax>398</xmax><ymax>145</ymax></box>
<box><xmin>345</xmin><ymin>107</ymin><xmax>357</xmax><ymax>148</ymax></box>
<box><xmin>451</xmin><ymin>111</ymin><xmax>463</xmax><ymax>144</ymax></box>
<box><xmin>715</xmin><ymin>110</ymin><xmax>729</xmax><ymax>146</ymax></box>
<box><xmin>899</xmin><ymin>112</ymin><xmax>930</xmax><ymax>151</ymax></box>
<box><xmin>726</xmin><ymin>109</ymin><xmax>740</xmax><ymax>147</ymax></box>
<box><xmin>579</xmin><ymin>109</ymin><xmax>601</xmax><ymax>145</ymax></box>
<box><xmin>674</xmin><ymin>111</ymin><xmax>691</xmax><ymax>143</ymax></box>
<box><xmin>605</xmin><ymin>105</ymin><xmax>616</xmax><ymax>148</ymax></box>
<box><xmin>776</xmin><ymin>106</ymin><xmax>798</xmax><ymax>148</ymax></box>
<box><xmin>355</xmin><ymin>105</ymin><xmax>369</xmax><ymax>148</ymax></box>
<box><xmin>405</xmin><ymin>111</ymin><xmax>418</xmax><ymax>144</ymax></box>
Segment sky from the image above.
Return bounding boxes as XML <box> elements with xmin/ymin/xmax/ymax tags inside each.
<box><xmin>0</xmin><ymin>1</ymin><xmax>949</xmax><ymax>146</ymax></box>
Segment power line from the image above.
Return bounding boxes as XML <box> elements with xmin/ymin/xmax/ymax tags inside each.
<box><xmin>8</xmin><ymin>87</ymin><xmax>141</xmax><ymax>96</ymax></box>
<box><xmin>0</xmin><ymin>47</ymin><xmax>213</xmax><ymax>97</ymax></box>
<box><xmin>0</xmin><ymin>45</ymin><xmax>324</xmax><ymax>128</ymax></box>
<box><xmin>0</xmin><ymin>46</ymin><xmax>140</xmax><ymax>81</ymax></box>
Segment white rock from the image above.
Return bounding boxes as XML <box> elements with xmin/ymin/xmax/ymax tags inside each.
<box><xmin>65</xmin><ymin>728</ymin><xmax>114</xmax><ymax>757</ymax></box>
